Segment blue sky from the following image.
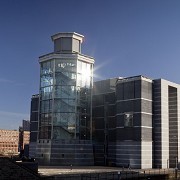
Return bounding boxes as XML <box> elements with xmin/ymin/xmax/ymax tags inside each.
<box><xmin>0</xmin><ymin>0</ymin><xmax>180</xmax><ymax>129</ymax></box>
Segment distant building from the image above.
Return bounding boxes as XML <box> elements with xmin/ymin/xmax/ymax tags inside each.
<box><xmin>19</xmin><ymin>120</ymin><xmax>30</xmax><ymax>157</ymax></box>
<box><xmin>19</xmin><ymin>127</ymin><xmax>30</xmax><ymax>152</ymax></box>
<box><xmin>0</xmin><ymin>129</ymin><xmax>19</xmax><ymax>155</ymax></box>
<box><xmin>22</xmin><ymin>119</ymin><xmax>30</xmax><ymax>131</ymax></box>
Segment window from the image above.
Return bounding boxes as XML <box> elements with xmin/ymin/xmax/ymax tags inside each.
<box><xmin>124</xmin><ymin>112</ymin><xmax>133</xmax><ymax>127</ymax></box>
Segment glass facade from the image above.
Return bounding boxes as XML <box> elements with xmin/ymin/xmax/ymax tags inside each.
<box><xmin>39</xmin><ymin>58</ymin><xmax>93</xmax><ymax>140</ymax></box>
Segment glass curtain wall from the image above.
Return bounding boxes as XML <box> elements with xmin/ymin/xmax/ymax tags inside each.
<box><xmin>39</xmin><ymin>58</ymin><xmax>93</xmax><ymax>140</ymax></box>
<box><xmin>53</xmin><ymin>59</ymin><xmax>77</xmax><ymax>140</ymax></box>
<box><xmin>77</xmin><ymin>60</ymin><xmax>93</xmax><ymax>140</ymax></box>
<box><xmin>39</xmin><ymin>60</ymin><xmax>54</xmax><ymax>139</ymax></box>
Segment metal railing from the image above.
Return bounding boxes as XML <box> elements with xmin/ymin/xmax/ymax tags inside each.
<box><xmin>50</xmin><ymin>168</ymin><xmax>180</xmax><ymax>180</ymax></box>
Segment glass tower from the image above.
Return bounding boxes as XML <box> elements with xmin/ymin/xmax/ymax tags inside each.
<box><xmin>38</xmin><ymin>32</ymin><xmax>94</xmax><ymax>142</ymax></box>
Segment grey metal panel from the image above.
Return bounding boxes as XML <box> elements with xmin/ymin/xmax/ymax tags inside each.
<box><xmin>141</xmin><ymin>127</ymin><xmax>152</xmax><ymax>141</ymax></box>
<box><xmin>72</xmin><ymin>38</ymin><xmax>80</xmax><ymax>53</ymax></box>
<box><xmin>141</xmin><ymin>113</ymin><xmax>152</xmax><ymax>127</ymax></box>
<box><xmin>168</xmin><ymin>86</ymin><xmax>178</xmax><ymax>168</ymax></box>
<box><xmin>141</xmin><ymin>99</ymin><xmax>152</xmax><ymax>113</ymax></box>
<box><xmin>153</xmin><ymin>79</ymin><xmax>162</xmax><ymax>168</ymax></box>
<box><xmin>61</xmin><ymin>37</ymin><xmax>72</xmax><ymax>51</ymax></box>
<box><xmin>54</xmin><ymin>38</ymin><xmax>61</xmax><ymax>52</ymax></box>
<box><xmin>141</xmin><ymin>80</ymin><xmax>152</xmax><ymax>99</ymax></box>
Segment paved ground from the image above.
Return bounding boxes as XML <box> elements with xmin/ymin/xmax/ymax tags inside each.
<box><xmin>38</xmin><ymin>166</ymin><xmax>125</xmax><ymax>176</ymax></box>
<box><xmin>38</xmin><ymin>166</ymin><xmax>176</xmax><ymax>178</ymax></box>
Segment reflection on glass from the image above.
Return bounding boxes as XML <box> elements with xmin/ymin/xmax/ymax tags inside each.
<box><xmin>41</xmin><ymin>74</ymin><xmax>53</xmax><ymax>87</ymax></box>
<box><xmin>41</xmin><ymin>86</ymin><xmax>53</xmax><ymax>100</ymax></box>
<box><xmin>77</xmin><ymin>60</ymin><xmax>92</xmax><ymax>88</ymax></box>
<box><xmin>39</xmin><ymin>58</ymin><xmax>93</xmax><ymax>140</ymax></box>
<box><xmin>124</xmin><ymin>112</ymin><xmax>133</xmax><ymax>127</ymax></box>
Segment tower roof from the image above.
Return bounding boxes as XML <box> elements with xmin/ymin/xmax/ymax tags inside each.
<box><xmin>51</xmin><ymin>32</ymin><xmax>84</xmax><ymax>43</ymax></box>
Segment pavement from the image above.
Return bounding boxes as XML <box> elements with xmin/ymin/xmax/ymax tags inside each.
<box><xmin>38</xmin><ymin>166</ymin><xmax>126</xmax><ymax>176</ymax></box>
<box><xmin>38</xmin><ymin>166</ymin><xmax>176</xmax><ymax>178</ymax></box>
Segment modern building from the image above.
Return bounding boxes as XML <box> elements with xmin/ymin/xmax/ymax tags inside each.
<box><xmin>0</xmin><ymin>129</ymin><xmax>19</xmax><ymax>155</ymax></box>
<box><xmin>92</xmin><ymin>75</ymin><xmax>180</xmax><ymax>169</ymax></box>
<box><xmin>35</xmin><ymin>32</ymin><xmax>94</xmax><ymax>165</ymax></box>
<box><xmin>30</xmin><ymin>32</ymin><xmax>180</xmax><ymax>169</ymax></box>
<box><xmin>153</xmin><ymin>79</ymin><xmax>180</xmax><ymax>168</ymax></box>
<box><xmin>92</xmin><ymin>76</ymin><xmax>153</xmax><ymax>169</ymax></box>
<box><xmin>29</xmin><ymin>94</ymin><xmax>39</xmax><ymax>158</ymax></box>
<box><xmin>92</xmin><ymin>78</ymin><xmax>117</xmax><ymax>166</ymax></box>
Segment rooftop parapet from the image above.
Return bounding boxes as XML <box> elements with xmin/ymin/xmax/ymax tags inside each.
<box><xmin>51</xmin><ymin>32</ymin><xmax>84</xmax><ymax>53</ymax></box>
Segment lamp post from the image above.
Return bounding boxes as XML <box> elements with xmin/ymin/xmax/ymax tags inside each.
<box><xmin>175</xmin><ymin>157</ymin><xmax>178</xmax><ymax>169</ymax></box>
<box><xmin>175</xmin><ymin>157</ymin><xmax>178</xmax><ymax>180</ymax></box>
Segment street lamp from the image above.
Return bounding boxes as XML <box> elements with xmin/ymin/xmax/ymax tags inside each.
<box><xmin>175</xmin><ymin>157</ymin><xmax>178</xmax><ymax>169</ymax></box>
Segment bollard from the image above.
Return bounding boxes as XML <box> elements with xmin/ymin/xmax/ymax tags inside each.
<box><xmin>118</xmin><ymin>171</ymin><xmax>121</xmax><ymax>180</ymax></box>
<box><xmin>175</xmin><ymin>168</ymin><xmax>178</xmax><ymax>180</ymax></box>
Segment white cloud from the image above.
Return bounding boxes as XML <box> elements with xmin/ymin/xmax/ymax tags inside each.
<box><xmin>0</xmin><ymin>78</ymin><xmax>25</xmax><ymax>86</ymax></box>
<box><xmin>0</xmin><ymin>78</ymin><xmax>13</xmax><ymax>83</ymax></box>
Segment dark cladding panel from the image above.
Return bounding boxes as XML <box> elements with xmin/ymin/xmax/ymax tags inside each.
<box><xmin>92</xmin><ymin>94</ymin><xmax>104</xmax><ymax>106</ymax></box>
<box><xmin>116</xmin><ymin>101</ymin><xmax>133</xmax><ymax>113</ymax></box>
<box><xmin>30</xmin><ymin>95</ymin><xmax>39</xmax><ymax>143</ymax></box>
<box><xmin>116</xmin><ymin>115</ymin><xmax>124</xmax><ymax>127</ymax></box>
<box><xmin>135</xmin><ymin>80</ymin><xmax>141</xmax><ymax>98</ymax></box>
<box><xmin>116</xmin><ymin>83</ymin><xmax>124</xmax><ymax>100</ymax></box>
<box><xmin>105</xmin><ymin>92</ymin><xmax>116</xmax><ymax>104</ymax></box>
<box><xmin>108</xmin><ymin>129</ymin><xmax>116</xmax><ymax>142</ymax></box>
<box><xmin>31</xmin><ymin>112</ymin><xmax>38</xmax><ymax>122</ymax></box>
<box><xmin>94</xmin><ymin>130</ymin><xmax>105</xmax><ymax>142</ymax></box>
<box><xmin>133</xmin><ymin>113</ymin><xmax>141</xmax><ymax>126</ymax></box>
<box><xmin>92</xmin><ymin>106</ymin><xmax>104</xmax><ymax>117</ymax></box>
<box><xmin>124</xmin><ymin>81</ymin><xmax>134</xmax><ymax>100</ymax></box>
<box><xmin>108</xmin><ymin>117</ymin><xmax>116</xmax><ymax>128</ymax></box>
<box><xmin>30</xmin><ymin>122</ymin><xmax>38</xmax><ymax>131</ymax></box>
<box><xmin>116</xmin><ymin>100</ymin><xmax>141</xmax><ymax>114</ymax></box>
<box><xmin>116</xmin><ymin>127</ymin><xmax>141</xmax><ymax>141</ymax></box>
<box><xmin>134</xmin><ymin>100</ymin><xmax>141</xmax><ymax>112</ymax></box>
<box><xmin>31</xmin><ymin>97</ymin><xmax>39</xmax><ymax>112</ymax></box>
<box><xmin>107</xmin><ymin>104</ymin><xmax>116</xmax><ymax>116</ymax></box>
<box><xmin>30</xmin><ymin>132</ymin><xmax>38</xmax><ymax>142</ymax></box>
<box><xmin>94</xmin><ymin>118</ymin><xmax>105</xmax><ymax>129</ymax></box>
